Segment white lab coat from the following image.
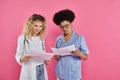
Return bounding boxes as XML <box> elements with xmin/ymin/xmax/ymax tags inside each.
<box><xmin>15</xmin><ymin>35</ymin><xmax>48</xmax><ymax>80</ymax></box>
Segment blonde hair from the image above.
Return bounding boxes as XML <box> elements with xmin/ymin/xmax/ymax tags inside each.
<box><xmin>22</xmin><ymin>14</ymin><xmax>46</xmax><ymax>39</ymax></box>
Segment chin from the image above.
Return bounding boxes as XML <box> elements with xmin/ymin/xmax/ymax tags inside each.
<box><xmin>64</xmin><ymin>32</ymin><xmax>68</xmax><ymax>35</ymax></box>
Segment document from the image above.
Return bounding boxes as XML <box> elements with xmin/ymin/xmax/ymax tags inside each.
<box><xmin>29</xmin><ymin>50</ymin><xmax>54</xmax><ymax>60</ymax></box>
<box><xmin>51</xmin><ymin>45</ymin><xmax>76</xmax><ymax>56</ymax></box>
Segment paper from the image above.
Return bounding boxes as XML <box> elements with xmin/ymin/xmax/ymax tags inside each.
<box><xmin>29</xmin><ymin>50</ymin><xmax>54</xmax><ymax>60</ymax></box>
<box><xmin>51</xmin><ymin>45</ymin><xmax>76</xmax><ymax>56</ymax></box>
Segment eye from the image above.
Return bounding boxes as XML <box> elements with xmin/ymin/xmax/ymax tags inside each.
<box><xmin>60</xmin><ymin>24</ymin><xmax>70</xmax><ymax>29</ymax></box>
<box><xmin>65</xmin><ymin>24</ymin><xmax>70</xmax><ymax>27</ymax></box>
<box><xmin>34</xmin><ymin>25</ymin><xmax>38</xmax><ymax>27</ymax></box>
<box><xmin>39</xmin><ymin>25</ymin><xmax>44</xmax><ymax>27</ymax></box>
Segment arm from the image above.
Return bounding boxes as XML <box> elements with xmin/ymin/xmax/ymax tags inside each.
<box><xmin>54</xmin><ymin>55</ymin><xmax>61</xmax><ymax>60</ymax></box>
<box><xmin>42</xmin><ymin>40</ymin><xmax>51</xmax><ymax>64</ymax></box>
<box><xmin>15</xmin><ymin>35</ymin><xmax>31</xmax><ymax>64</ymax></box>
<box><xmin>72</xmin><ymin>50</ymin><xmax>88</xmax><ymax>60</ymax></box>
<box><xmin>72</xmin><ymin>36</ymin><xmax>89</xmax><ymax>60</ymax></box>
<box><xmin>44</xmin><ymin>60</ymin><xmax>51</xmax><ymax>65</ymax></box>
<box><xmin>20</xmin><ymin>56</ymin><xmax>32</xmax><ymax>63</ymax></box>
<box><xmin>15</xmin><ymin>35</ymin><xmax>24</xmax><ymax>65</ymax></box>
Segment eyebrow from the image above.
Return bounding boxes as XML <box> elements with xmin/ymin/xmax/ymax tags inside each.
<box><xmin>60</xmin><ymin>24</ymin><xmax>70</xmax><ymax>27</ymax></box>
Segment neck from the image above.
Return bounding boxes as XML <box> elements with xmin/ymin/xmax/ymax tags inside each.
<box><xmin>64</xmin><ymin>31</ymin><xmax>72</xmax><ymax>37</ymax></box>
<box><xmin>32</xmin><ymin>33</ymin><xmax>38</xmax><ymax>37</ymax></box>
<box><xmin>64</xmin><ymin>31</ymin><xmax>73</xmax><ymax>42</ymax></box>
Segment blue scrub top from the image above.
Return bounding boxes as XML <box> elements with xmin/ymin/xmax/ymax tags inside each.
<box><xmin>55</xmin><ymin>31</ymin><xmax>89</xmax><ymax>80</ymax></box>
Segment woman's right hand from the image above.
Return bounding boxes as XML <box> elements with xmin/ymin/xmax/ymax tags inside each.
<box><xmin>54</xmin><ymin>55</ymin><xmax>61</xmax><ymax>60</ymax></box>
<box><xmin>20</xmin><ymin>56</ymin><xmax>32</xmax><ymax>63</ymax></box>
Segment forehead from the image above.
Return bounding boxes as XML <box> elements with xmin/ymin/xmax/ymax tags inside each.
<box><xmin>32</xmin><ymin>20</ymin><xmax>43</xmax><ymax>25</ymax></box>
<box><xmin>60</xmin><ymin>20</ymin><xmax>70</xmax><ymax>25</ymax></box>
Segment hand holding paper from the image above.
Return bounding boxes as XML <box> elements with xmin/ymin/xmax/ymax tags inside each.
<box><xmin>51</xmin><ymin>45</ymin><xmax>76</xmax><ymax>56</ymax></box>
<box><xmin>29</xmin><ymin>50</ymin><xmax>54</xmax><ymax>60</ymax></box>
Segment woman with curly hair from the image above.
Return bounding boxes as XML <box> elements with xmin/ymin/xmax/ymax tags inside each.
<box><xmin>15</xmin><ymin>14</ymin><xmax>50</xmax><ymax>80</ymax></box>
<box><xmin>53</xmin><ymin>9</ymin><xmax>89</xmax><ymax>80</ymax></box>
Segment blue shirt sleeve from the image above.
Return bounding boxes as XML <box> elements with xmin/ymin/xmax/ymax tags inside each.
<box><xmin>79</xmin><ymin>36</ymin><xmax>89</xmax><ymax>54</ymax></box>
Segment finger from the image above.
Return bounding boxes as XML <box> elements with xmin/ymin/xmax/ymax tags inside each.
<box><xmin>26</xmin><ymin>56</ymin><xmax>32</xmax><ymax>58</ymax></box>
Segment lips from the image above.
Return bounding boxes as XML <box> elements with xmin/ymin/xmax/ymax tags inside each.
<box><xmin>34</xmin><ymin>29</ymin><xmax>41</xmax><ymax>34</ymax></box>
<box><xmin>64</xmin><ymin>30</ymin><xmax>68</xmax><ymax>33</ymax></box>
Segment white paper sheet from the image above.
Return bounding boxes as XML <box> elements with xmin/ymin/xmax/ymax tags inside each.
<box><xmin>51</xmin><ymin>45</ymin><xmax>76</xmax><ymax>56</ymax></box>
<box><xmin>29</xmin><ymin>50</ymin><xmax>54</xmax><ymax>60</ymax></box>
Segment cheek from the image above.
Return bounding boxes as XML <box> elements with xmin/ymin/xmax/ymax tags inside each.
<box><xmin>69</xmin><ymin>27</ymin><xmax>72</xmax><ymax>31</ymax></box>
<box><xmin>32</xmin><ymin>27</ymin><xmax>35</xmax><ymax>31</ymax></box>
<box><xmin>33</xmin><ymin>27</ymin><xmax>37</xmax><ymax>31</ymax></box>
<box><xmin>39</xmin><ymin>27</ymin><xmax>43</xmax><ymax>30</ymax></box>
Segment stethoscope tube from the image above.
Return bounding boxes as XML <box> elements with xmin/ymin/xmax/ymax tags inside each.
<box><xmin>55</xmin><ymin>33</ymin><xmax>80</xmax><ymax>49</ymax></box>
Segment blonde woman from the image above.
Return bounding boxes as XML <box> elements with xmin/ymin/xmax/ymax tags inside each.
<box><xmin>15</xmin><ymin>14</ymin><xmax>49</xmax><ymax>80</ymax></box>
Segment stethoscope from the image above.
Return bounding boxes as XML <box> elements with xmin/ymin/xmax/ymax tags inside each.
<box><xmin>55</xmin><ymin>38</ymin><xmax>63</xmax><ymax>48</ymax></box>
<box><xmin>23</xmin><ymin>36</ymin><xmax>45</xmax><ymax>53</ymax></box>
<box><xmin>23</xmin><ymin>36</ymin><xmax>29</xmax><ymax>53</ymax></box>
<box><xmin>24</xmin><ymin>36</ymin><xmax>29</xmax><ymax>47</ymax></box>
<box><xmin>56</xmin><ymin>33</ymin><xmax>80</xmax><ymax>49</ymax></box>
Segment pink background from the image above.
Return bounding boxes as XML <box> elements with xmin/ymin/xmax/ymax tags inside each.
<box><xmin>0</xmin><ymin>0</ymin><xmax>120</xmax><ymax>80</ymax></box>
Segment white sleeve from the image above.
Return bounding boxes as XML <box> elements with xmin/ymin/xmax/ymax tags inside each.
<box><xmin>15</xmin><ymin>35</ymin><xmax>24</xmax><ymax>65</ymax></box>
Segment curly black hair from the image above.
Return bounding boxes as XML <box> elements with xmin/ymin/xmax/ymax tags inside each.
<box><xmin>53</xmin><ymin>9</ymin><xmax>75</xmax><ymax>25</ymax></box>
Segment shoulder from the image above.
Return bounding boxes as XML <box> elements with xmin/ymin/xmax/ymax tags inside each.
<box><xmin>78</xmin><ymin>35</ymin><xmax>86</xmax><ymax>42</ymax></box>
<box><xmin>74</xmin><ymin>32</ymin><xmax>86</xmax><ymax>42</ymax></box>
<box><xmin>56</xmin><ymin>35</ymin><xmax>63</xmax><ymax>41</ymax></box>
<box><xmin>17</xmin><ymin>35</ymin><xmax>25</xmax><ymax>42</ymax></box>
<box><xmin>74</xmin><ymin>32</ymin><xmax>84</xmax><ymax>39</ymax></box>
<box><xmin>78</xmin><ymin>34</ymin><xmax>84</xmax><ymax>39</ymax></box>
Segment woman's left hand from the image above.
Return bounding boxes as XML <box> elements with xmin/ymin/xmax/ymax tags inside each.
<box><xmin>44</xmin><ymin>60</ymin><xmax>51</xmax><ymax>65</ymax></box>
<box><xmin>71</xmin><ymin>50</ymin><xmax>80</xmax><ymax>56</ymax></box>
<box><xmin>72</xmin><ymin>50</ymin><xmax>88</xmax><ymax>60</ymax></box>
